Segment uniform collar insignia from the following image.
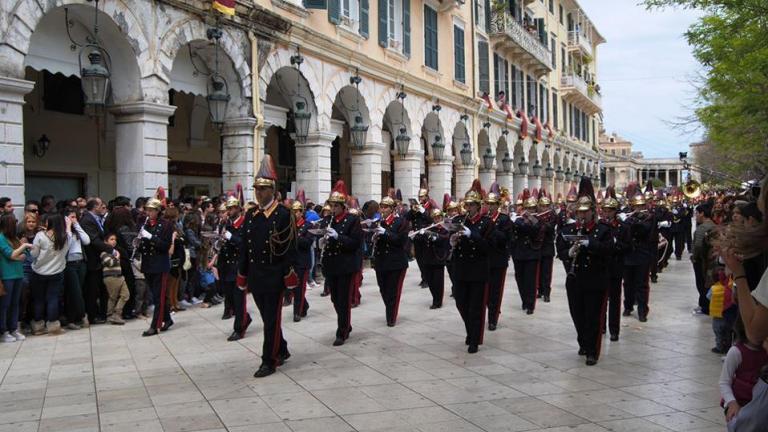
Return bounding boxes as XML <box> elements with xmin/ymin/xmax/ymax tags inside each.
<box><xmin>232</xmin><ymin>215</ymin><xmax>245</xmax><ymax>228</ymax></box>
<box><xmin>334</xmin><ymin>211</ymin><xmax>348</xmax><ymax>223</ymax></box>
<box><xmin>384</xmin><ymin>213</ymin><xmax>396</xmax><ymax>225</ymax></box>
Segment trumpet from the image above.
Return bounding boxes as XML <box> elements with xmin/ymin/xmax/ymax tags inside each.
<box><xmin>130</xmin><ymin>218</ymin><xmax>148</xmax><ymax>260</ymax></box>
<box><xmin>407</xmin><ymin>222</ymin><xmax>442</xmax><ymax>239</ymax></box>
<box><xmin>360</xmin><ymin>217</ymin><xmax>381</xmax><ymax>232</ymax></box>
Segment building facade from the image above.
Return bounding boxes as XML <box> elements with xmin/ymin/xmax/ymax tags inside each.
<box><xmin>599</xmin><ymin>131</ymin><xmax>699</xmax><ymax>191</ymax></box>
<box><xmin>0</xmin><ymin>0</ymin><xmax>604</xmax><ymax>207</ymax></box>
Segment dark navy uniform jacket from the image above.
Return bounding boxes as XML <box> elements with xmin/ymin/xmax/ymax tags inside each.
<box><xmin>451</xmin><ymin>213</ymin><xmax>492</xmax><ymax>282</ymax></box>
<box><xmin>373</xmin><ymin>213</ymin><xmax>409</xmax><ymax>272</ymax></box>
<box><xmin>487</xmin><ymin>211</ymin><xmax>512</xmax><ymax>269</ymax></box>
<box><xmin>512</xmin><ymin>215</ymin><xmax>541</xmax><ymax>261</ymax></box>
<box><xmin>624</xmin><ymin>212</ymin><xmax>655</xmax><ymax>266</ymax></box>
<box><xmin>571</xmin><ymin>220</ymin><xmax>614</xmax><ymax>288</ymax></box>
<box><xmin>322</xmin><ymin>211</ymin><xmax>363</xmax><ymax>276</ymax></box>
<box><xmin>295</xmin><ymin>218</ymin><xmax>313</xmax><ymax>273</ymax></box>
<box><xmin>217</xmin><ymin>215</ymin><xmax>244</xmax><ymax>282</ymax></box>
<box><xmin>600</xmin><ymin>218</ymin><xmax>632</xmax><ymax>279</ymax></box>
<box><xmin>138</xmin><ymin>218</ymin><xmax>172</xmax><ymax>274</ymax></box>
<box><xmin>414</xmin><ymin>226</ymin><xmax>450</xmax><ymax>267</ymax></box>
<box><xmin>238</xmin><ymin>201</ymin><xmax>296</xmax><ymax>294</ymax></box>
<box><xmin>539</xmin><ymin>213</ymin><xmax>557</xmax><ymax>258</ymax></box>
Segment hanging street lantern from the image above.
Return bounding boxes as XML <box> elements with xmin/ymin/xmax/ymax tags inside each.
<box><xmin>555</xmin><ymin>166</ymin><xmax>564</xmax><ymax>181</ymax></box>
<box><xmin>460</xmin><ymin>142</ymin><xmax>473</xmax><ymax>167</ymax></box>
<box><xmin>545</xmin><ymin>162</ymin><xmax>555</xmax><ymax>178</ymax></box>
<box><xmin>293</xmin><ymin>100</ymin><xmax>311</xmax><ymax>143</ymax></box>
<box><xmin>350</xmin><ymin>114</ymin><xmax>368</xmax><ymax>150</ymax></box>
<box><xmin>482</xmin><ymin>148</ymin><xmax>495</xmax><ymax>170</ymax></box>
<box><xmin>532</xmin><ymin>160</ymin><xmax>543</xmax><ymax>177</ymax></box>
<box><xmin>431</xmin><ymin>135</ymin><xmax>445</xmax><ymax>161</ymax></box>
<box><xmin>502</xmin><ymin>152</ymin><xmax>513</xmax><ymax>173</ymax></box>
<box><xmin>80</xmin><ymin>49</ymin><xmax>110</xmax><ymax>106</ymax></box>
<box><xmin>206</xmin><ymin>75</ymin><xmax>230</xmax><ymax>126</ymax></box>
<box><xmin>395</xmin><ymin>127</ymin><xmax>410</xmax><ymax>157</ymax></box>
<box><xmin>564</xmin><ymin>167</ymin><xmax>572</xmax><ymax>181</ymax></box>
<box><xmin>518</xmin><ymin>157</ymin><xmax>529</xmax><ymax>175</ymax></box>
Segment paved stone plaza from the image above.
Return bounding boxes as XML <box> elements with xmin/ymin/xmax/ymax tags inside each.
<box><xmin>0</xmin><ymin>258</ymin><xmax>727</xmax><ymax>432</ymax></box>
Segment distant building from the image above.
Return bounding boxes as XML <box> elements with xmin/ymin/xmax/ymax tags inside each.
<box><xmin>599</xmin><ymin>132</ymin><xmax>699</xmax><ymax>190</ymax></box>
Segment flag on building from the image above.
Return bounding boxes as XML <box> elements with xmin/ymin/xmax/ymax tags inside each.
<box><xmin>212</xmin><ymin>0</ymin><xmax>235</xmax><ymax>15</ymax></box>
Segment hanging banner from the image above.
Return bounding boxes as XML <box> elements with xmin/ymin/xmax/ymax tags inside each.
<box><xmin>213</xmin><ymin>0</ymin><xmax>235</xmax><ymax>15</ymax></box>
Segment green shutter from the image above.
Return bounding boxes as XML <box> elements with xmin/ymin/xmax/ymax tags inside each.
<box><xmin>478</xmin><ymin>40</ymin><xmax>489</xmax><ymax>94</ymax></box>
<box><xmin>493</xmin><ymin>53</ymin><xmax>500</xmax><ymax>97</ymax></box>
<box><xmin>403</xmin><ymin>0</ymin><xmax>411</xmax><ymax>57</ymax></box>
<box><xmin>378</xmin><ymin>0</ymin><xmax>387</xmax><ymax>47</ymax></box>
<box><xmin>424</xmin><ymin>6</ymin><xmax>437</xmax><ymax>69</ymax></box>
<box><xmin>303</xmin><ymin>0</ymin><xmax>327</xmax><ymax>8</ymax></box>
<box><xmin>359</xmin><ymin>0</ymin><xmax>369</xmax><ymax>38</ymax></box>
<box><xmin>454</xmin><ymin>26</ymin><xmax>465</xmax><ymax>83</ymax></box>
<box><xmin>328</xmin><ymin>0</ymin><xmax>341</xmax><ymax>24</ymax></box>
<box><xmin>535</xmin><ymin>18</ymin><xmax>546</xmax><ymax>45</ymax></box>
<box><xmin>484</xmin><ymin>0</ymin><xmax>491</xmax><ymax>33</ymax></box>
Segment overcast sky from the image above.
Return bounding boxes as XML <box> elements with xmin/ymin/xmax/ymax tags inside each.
<box><xmin>578</xmin><ymin>0</ymin><xmax>703</xmax><ymax>158</ymax></box>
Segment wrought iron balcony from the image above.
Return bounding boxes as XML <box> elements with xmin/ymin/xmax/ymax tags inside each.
<box><xmin>560</xmin><ymin>73</ymin><xmax>602</xmax><ymax>115</ymax></box>
<box><xmin>567</xmin><ymin>31</ymin><xmax>592</xmax><ymax>57</ymax></box>
<box><xmin>489</xmin><ymin>12</ymin><xmax>553</xmax><ymax>77</ymax></box>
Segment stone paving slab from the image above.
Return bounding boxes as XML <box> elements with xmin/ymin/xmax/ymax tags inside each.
<box><xmin>0</xmin><ymin>258</ymin><xmax>726</xmax><ymax>431</ymax></box>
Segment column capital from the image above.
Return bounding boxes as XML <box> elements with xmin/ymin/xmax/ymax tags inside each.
<box><xmin>222</xmin><ymin>117</ymin><xmax>258</xmax><ymax>134</ymax></box>
<box><xmin>305</xmin><ymin>130</ymin><xmax>338</xmax><ymax>142</ymax></box>
<box><xmin>397</xmin><ymin>150</ymin><xmax>424</xmax><ymax>162</ymax></box>
<box><xmin>428</xmin><ymin>158</ymin><xmax>453</xmax><ymax>168</ymax></box>
<box><xmin>354</xmin><ymin>141</ymin><xmax>387</xmax><ymax>154</ymax></box>
<box><xmin>0</xmin><ymin>76</ymin><xmax>34</xmax><ymax>102</ymax></box>
<box><xmin>110</xmin><ymin>101</ymin><xmax>177</xmax><ymax>123</ymax></box>
<box><xmin>479</xmin><ymin>168</ymin><xmax>495</xmax><ymax>174</ymax></box>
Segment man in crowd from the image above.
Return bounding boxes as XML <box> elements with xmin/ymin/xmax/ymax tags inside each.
<box><xmin>692</xmin><ymin>203</ymin><xmax>716</xmax><ymax>315</ymax></box>
<box><xmin>0</xmin><ymin>197</ymin><xmax>13</xmax><ymax>215</ymax></box>
<box><xmin>80</xmin><ymin>197</ymin><xmax>113</xmax><ymax>325</ymax></box>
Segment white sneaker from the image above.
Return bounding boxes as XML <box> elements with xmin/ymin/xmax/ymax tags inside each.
<box><xmin>191</xmin><ymin>297</ymin><xmax>203</xmax><ymax>305</ymax></box>
<box><xmin>11</xmin><ymin>330</ymin><xmax>25</xmax><ymax>341</ymax></box>
<box><xmin>1</xmin><ymin>332</ymin><xmax>16</xmax><ymax>343</ymax></box>
<box><xmin>179</xmin><ymin>300</ymin><xmax>193</xmax><ymax>308</ymax></box>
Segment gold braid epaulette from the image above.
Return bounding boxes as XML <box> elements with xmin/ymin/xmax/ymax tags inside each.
<box><xmin>269</xmin><ymin>209</ymin><xmax>297</xmax><ymax>258</ymax></box>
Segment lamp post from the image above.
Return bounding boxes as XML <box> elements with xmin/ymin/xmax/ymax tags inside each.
<box><xmin>545</xmin><ymin>163</ymin><xmax>554</xmax><ymax>179</ymax></box>
<box><xmin>205</xmin><ymin>26</ymin><xmax>231</xmax><ymax>127</ymax></box>
<box><xmin>532</xmin><ymin>160</ymin><xmax>542</xmax><ymax>177</ymax></box>
<box><xmin>555</xmin><ymin>166</ymin><xmax>564</xmax><ymax>181</ymax></box>
<box><xmin>77</xmin><ymin>0</ymin><xmax>110</xmax><ymax>106</ymax></box>
<box><xmin>348</xmin><ymin>71</ymin><xmax>368</xmax><ymax>150</ymax></box>
<box><xmin>482</xmin><ymin>148</ymin><xmax>495</xmax><ymax>170</ymax></box>
<box><xmin>460</xmin><ymin>142</ymin><xmax>473</xmax><ymax>167</ymax></box>
<box><xmin>395</xmin><ymin>90</ymin><xmax>409</xmax><ymax>157</ymax></box>
<box><xmin>518</xmin><ymin>157</ymin><xmax>529</xmax><ymax>175</ymax></box>
<box><xmin>502</xmin><ymin>152</ymin><xmax>513</xmax><ymax>173</ymax></box>
<box><xmin>33</xmin><ymin>134</ymin><xmax>51</xmax><ymax>158</ymax></box>
<box><xmin>431</xmin><ymin>136</ymin><xmax>445</xmax><ymax>161</ymax></box>
<box><xmin>289</xmin><ymin>50</ymin><xmax>311</xmax><ymax>142</ymax></box>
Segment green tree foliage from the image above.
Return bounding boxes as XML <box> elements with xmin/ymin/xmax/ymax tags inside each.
<box><xmin>644</xmin><ymin>0</ymin><xmax>768</xmax><ymax>180</ymax></box>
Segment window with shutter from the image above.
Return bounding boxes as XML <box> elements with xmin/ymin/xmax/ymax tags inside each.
<box><xmin>493</xmin><ymin>53</ymin><xmax>500</xmax><ymax>97</ymax></box>
<box><xmin>510</xmin><ymin>64</ymin><xmax>517</xmax><ymax>108</ymax></box>
<box><xmin>454</xmin><ymin>25</ymin><xmax>465</xmax><ymax>83</ymax></box>
<box><xmin>552</xmin><ymin>90</ymin><xmax>558</xmax><ymax>129</ymax></box>
<box><xmin>304</xmin><ymin>0</ymin><xmax>327</xmax><ymax>9</ymax></box>
<box><xmin>378</xmin><ymin>0</ymin><xmax>388</xmax><ymax>46</ymax></box>
<box><xmin>329</xmin><ymin>0</ymin><xmax>341</xmax><ymax>24</ymax></box>
<box><xmin>403</xmin><ymin>0</ymin><xmax>410</xmax><ymax>57</ymax></box>
<box><xmin>551</xmin><ymin>36</ymin><xmax>556</xmax><ymax>69</ymax></box>
<box><xmin>359</xmin><ymin>0</ymin><xmax>369</xmax><ymax>37</ymax></box>
<box><xmin>484</xmin><ymin>0</ymin><xmax>491</xmax><ymax>33</ymax></box>
<box><xmin>424</xmin><ymin>5</ymin><xmax>438</xmax><ymax>69</ymax></box>
<box><xmin>503</xmin><ymin>59</ymin><xmax>509</xmax><ymax>101</ymax></box>
<box><xmin>478</xmin><ymin>39</ymin><xmax>490</xmax><ymax>95</ymax></box>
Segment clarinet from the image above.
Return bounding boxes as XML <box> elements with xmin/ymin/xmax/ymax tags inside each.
<box><xmin>568</xmin><ymin>225</ymin><xmax>583</xmax><ymax>277</ymax></box>
<box><xmin>130</xmin><ymin>218</ymin><xmax>148</xmax><ymax>261</ymax></box>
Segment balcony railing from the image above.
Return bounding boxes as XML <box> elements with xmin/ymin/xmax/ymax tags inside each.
<box><xmin>567</xmin><ymin>31</ymin><xmax>592</xmax><ymax>57</ymax></box>
<box><xmin>489</xmin><ymin>12</ymin><xmax>553</xmax><ymax>73</ymax></box>
<box><xmin>560</xmin><ymin>73</ymin><xmax>602</xmax><ymax>112</ymax></box>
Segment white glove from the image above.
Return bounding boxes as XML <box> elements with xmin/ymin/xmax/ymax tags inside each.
<box><xmin>237</xmin><ymin>285</ymin><xmax>247</xmax><ymax>291</ymax></box>
<box><xmin>618</xmin><ymin>213</ymin><xmax>628</xmax><ymax>222</ymax></box>
<box><xmin>224</xmin><ymin>231</ymin><xmax>232</xmax><ymax>240</ymax></box>
<box><xmin>327</xmin><ymin>227</ymin><xmax>339</xmax><ymax>239</ymax></box>
<box><xmin>658</xmin><ymin>221</ymin><xmax>671</xmax><ymax>228</ymax></box>
<box><xmin>672</xmin><ymin>209</ymin><xmax>679</xmax><ymax>215</ymax></box>
<box><xmin>418</xmin><ymin>228</ymin><xmax>426</xmax><ymax>235</ymax></box>
<box><xmin>579</xmin><ymin>239</ymin><xmax>589</xmax><ymax>247</ymax></box>
<box><xmin>568</xmin><ymin>244</ymin><xmax>579</xmax><ymax>258</ymax></box>
<box><xmin>418</xmin><ymin>206</ymin><xmax>426</xmax><ymax>214</ymax></box>
<box><xmin>139</xmin><ymin>229</ymin><xmax>152</xmax><ymax>239</ymax></box>
<box><xmin>375</xmin><ymin>226</ymin><xmax>386</xmax><ymax>235</ymax></box>
<box><xmin>462</xmin><ymin>226</ymin><xmax>471</xmax><ymax>237</ymax></box>
<box><xmin>510</xmin><ymin>212</ymin><xmax>520</xmax><ymax>222</ymax></box>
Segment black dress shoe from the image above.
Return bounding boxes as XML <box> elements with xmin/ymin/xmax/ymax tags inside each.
<box><xmin>333</xmin><ymin>337</ymin><xmax>345</xmax><ymax>346</ymax></box>
<box><xmin>293</xmin><ymin>314</ymin><xmax>301</xmax><ymax>322</ymax></box>
<box><xmin>301</xmin><ymin>307</ymin><xmax>309</xmax><ymax>317</ymax></box>
<box><xmin>253</xmin><ymin>365</ymin><xmax>276</xmax><ymax>378</ymax></box>
<box><xmin>650</xmin><ymin>276</ymin><xmax>658</xmax><ymax>283</ymax></box>
<box><xmin>536</xmin><ymin>294</ymin><xmax>542</xmax><ymax>299</ymax></box>
<box><xmin>543</xmin><ymin>296</ymin><xmax>550</xmax><ymax>303</ymax></box>
<box><xmin>622</xmin><ymin>309</ymin><xmax>632</xmax><ymax>317</ymax></box>
<box><xmin>465</xmin><ymin>336</ymin><xmax>470</xmax><ymax>346</ymax></box>
<box><xmin>278</xmin><ymin>352</ymin><xmax>291</xmax><ymax>366</ymax></box>
<box><xmin>468</xmin><ymin>344</ymin><xmax>478</xmax><ymax>354</ymax></box>
<box><xmin>221</xmin><ymin>312</ymin><xmax>233</xmax><ymax>320</ymax></box>
<box><xmin>142</xmin><ymin>328</ymin><xmax>158</xmax><ymax>337</ymax></box>
<box><xmin>386</xmin><ymin>321</ymin><xmax>395</xmax><ymax>327</ymax></box>
<box><xmin>161</xmin><ymin>320</ymin><xmax>174</xmax><ymax>332</ymax></box>
<box><xmin>610</xmin><ymin>334</ymin><xmax>619</xmax><ymax>342</ymax></box>
<box><xmin>585</xmin><ymin>355</ymin><xmax>597</xmax><ymax>366</ymax></box>
<box><xmin>430</xmin><ymin>304</ymin><xmax>441</xmax><ymax>309</ymax></box>
<box><xmin>638</xmin><ymin>315</ymin><xmax>647</xmax><ymax>322</ymax></box>
<box><xmin>320</xmin><ymin>291</ymin><xmax>330</xmax><ymax>297</ymax></box>
<box><xmin>578</xmin><ymin>348</ymin><xmax>587</xmax><ymax>355</ymax></box>
<box><xmin>227</xmin><ymin>331</ymin><xmax>242</xmax><ymax>342</ymax></box>
<box><xmin>526</xmin><ymin>309</ymin><xmax>534</xmax><ymax>315</ymax></box>
<box><xmin>488</xmin><ymin>322</ymin><xmax>497</xmax><ymax>331</ymax></box>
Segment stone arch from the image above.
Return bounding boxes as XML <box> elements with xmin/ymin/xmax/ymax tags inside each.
<box><xmin>325</xmin><ymin>69</ymin><xmax>373</xmax><ymax>126</ymax></box>
<box><xmin>18</xmin><ymin>2</ymin><xmax>144</xmax><ymax>103</ymax></box>
<box><xmin>495</xmin><ymin>135</ymin><xmax>511</xmax><ymax>171</ymax></box>
<box><xmin>158</xmin><ymin>18</ymin><xmax>251</xmax><ymax>103</ymax></box>
<box><xmin>451</xmin><ymin>120</ymin><xmax>470</xmax><ymax>165</ymax></box>
<box><xmin>421</xmin><ymin>111</ymin><xmax>445</xmax><ymax>162</ymax></box>
<box><xmin>264</xmin><ymin>66</ymin><xmax>320</xmax><ymax>132</ymax></box>
<box><xmin>477</xmin><ymin>128</ymin><xmax>492</xmax><ymax>168</ymax></box>
<box><xmin>261</xmin><ymin>47</ymin><xmax>323</xmax><ymax>129</ymax></box>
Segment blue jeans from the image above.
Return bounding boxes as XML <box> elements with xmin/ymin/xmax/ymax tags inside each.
<box><xmin>0</xmin><ymin>279</ymin><xmax>23</xmax><ymax>333</ymax></box>
<box><xmin>31</xmin><ymin>272</ymin><xmax>64</xmax><ymax>322</ymax></box>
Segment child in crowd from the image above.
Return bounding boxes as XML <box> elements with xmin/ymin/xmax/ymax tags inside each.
<box><xmin>101</xmin><ymin>233</ymin><xmax>130</xmax><ymax>325</ymax></box>
<box><xmin>131</xmin><ymin>256</ymin><xmax>149</xmax><ymax>319</ymax></box>
<box><xmin>711</xmin><ymin>268</ymin><xmax>738</xmax><ymax>354</ymax></box>
<box><xmin>719</xmin><ymin>318</ymin><xmax>768</xmax><ymax>422</ymax></box>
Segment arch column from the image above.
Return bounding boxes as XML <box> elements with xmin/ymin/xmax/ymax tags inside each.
<box><xmin>296</xmin><ymin>131</ymin><xmax>334</xmax><ymax>204</ymax></box>
<box><xmin>222</xmin><ymin>117</ymin><xmax>257</xmax><ymax>201</ymax></box>
<box><xmin>0</xmin><ymin>77</ymin><xmax>34</xmax><ymax>214</ymax></box>
<box><xmin>513</xmin><ymin>172</ymin><xmax>528</xmax><ymax>197</ymax></box>
<box><xmin>394</xmin><ymin>151</ymin><xmax>422</xmax><ymax>200</ymax></box>
<box><xmin>351</xmin><ymin>142</ymin><xmax>385</xmax><ymax>203</ymax></box>
<box><xmin>528</xmin><ymin>174</ymin><xmax>541</xmax><ymax>191</ymax></box>
<box><xmin>428</xmin><ymin>159</ymin><xmax>453</xmax><ymax>201</ymax></box>
<box><xmin>455</xmin><ymin>165</ymin><xmax>475</xmax><ymax>196</ymax></box>
<box><xmin>111</xmin><ymin>101</ymin><xmax>177</xmax><ymax>200</ymax></box>
<box><xmin>479</xmin><ymin>168</ymin><xmax>496</xmax><ymax>190</ymax></box>
<box><xmin>496</xmin><ymin>171</ymin><xmax>513</xmax><ymax>192</ymax></box>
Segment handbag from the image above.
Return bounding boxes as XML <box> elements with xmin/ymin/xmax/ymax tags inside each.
<box><xmin>284</xmin><ymin>267</ymin><xmax>299</xmax><ymax>290</ymax></box>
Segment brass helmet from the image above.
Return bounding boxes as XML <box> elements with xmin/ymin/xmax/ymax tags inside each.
<box><xmin>485</xmin><ymin>182</ymin><xmax>501</xmax><ymax>205</ymax></box>
<box><xmin>523</xmin><ymin>189</ymin><xmax>538</xmax><ymax>209</ymax></box>
<box><xmin>290</xmin><ymin>201</ymin><xmax>304</xmax><ymax>211</ymax></box>
<box><xmin>328</xmin><ymin>180</ymin><xmax>348</xmax><ymax>204</ymax></box>
<box><xmin>464</xmin><ymin>179</ymin><xmax>484</xmax><ymax>204</ymax></box>
<box><xmin>217</xmin><ymin>203</ymin><xmax>227</xmax><ymax>212</ymax></box>
<box><xmin>430</xmin><ymin>208</ymin><xmax>443</xmax><ymax>218</ymax></box>
<box><xmin>601</xmin><ymin>197</ymin><xmax>620</xmax><ymax>209</ymax></box>
<box><xmin>380</xmin><ymin>196</ymin><xmax>396</xmax><ymax>207</ymax></box>
<box><xmin>145</xmin><ymin>198</ymin><xmax>163</xmax><ymax>210</ymax></box>
<box><xmin>538</xmin><ymin>189</ymin><xmax>552</xmax><ymax>206</ymax></box>
<box><xmin>225</xmin><ymin>196</ymin><xmax>240</xmax><ymax>209</ymax></box>
<box><xmin>576</xmin><ymin>196</ymin><xmax>594</xmax><ymax>212</ymax></box>
<box><xmin>631</xmin><ymin>194</ymin><xmax>646</xmax><ymax>206</ymax></box>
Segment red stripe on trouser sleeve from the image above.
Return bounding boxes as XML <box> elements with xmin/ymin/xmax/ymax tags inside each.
<box><xmin>492</xmin><ymin>271</ymin><xmax>507</xmax><ymax>324</ymax></box>
<box><xmin>240</xmin><ymin>289</ymin><xmax>249</xmax><ymax>337</ymax></box>
<box><xmin>346</xmin><ymin>275</ymin><xmax>355</xmax><ymax>337</ymax></box>
<box><xmin>479</xmin><ymin>283</ymin><xmax>490</xmax><ymax>345</ymax></box>
<box><xmin>271</xmin><ymin>294</ymin><xmax>283</xmax><ymax>366</ymax></box>
<box><xmin>594</xmin><ymin>290</ymin><xmax>609</xmax><ymax>359</ymax></box>
<box><xmin>533</xmin><ymin>261</ymin><xmax>541</xmax><ymax>308</ymax></box>
<box><xmin>157</xmin><ymin>272</ymin><xmax>168</xmax><ymax>329</ymax></box>
<box><xmin>297</xmin><ymin>271</ymin><xmax>308</xmax><ymax>315</ymax></box>
<box><xmin>392</xmin><ymin>269</ymin><xmax>407</xmax><ymax>324</ymax></box>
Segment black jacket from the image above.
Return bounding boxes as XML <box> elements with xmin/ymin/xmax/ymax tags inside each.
<box><xmin>512</xmin><ymin>216</ymin><xmax>541</xmax><ymax>261</ymax></box>
<box><xmin>601</xmin><ymin>218</ymin><xmax>632</xmax><ymax>278</ymax></box>
<box><xmin>487</xmin><ymin>211</ymin><xmax>512</xmax><ymax>269</ymax></box>
<box><xmin>414</xmin><ymin>226</ymin><xmax>450</xmax><ymax>266</ymax></box>
<box><xmin>373</xmin><ymin>214</ymin><xmax>409</xmax><ymax>272</ymax></box>
<box><xmin>238</xmin><ymin>203</ymin><xmax>297</xmax><ymax>293</ymax></box>
<box><xmin>217</xmin><ymin>215</ymin><xmax>244</xmax><ymax>282</ymax></box>
<box><xmin>80</xmin><ymin>211</ymin><xmax>113</xmax><ymax>271</ymax></box>
<box><xmin>295</xmin><ymin>219</ymin><xmax>314</xmax><ymax>272</ymax></box>
<box><xmin>451</xmin><ymin>214</ymin><xmax>492</xmax><ymax>282</ymax></box>
<box><xmin>322</xmin><ymin>212</ymin><xmax>363</xmax><ymax>276</ymax></box>
<box><xmin>571</xmin><ymin>221</ymin><xmax>614</xmax><ymax>288</ymax></box>
<box><xmin>624</xmin><ymin>212</ymin><xmax>655</xmax><ymax>266</ymax></box>
<box><xmin>138</xmin><ymin>218</ymin><xmax>172</xmax><ymax>274</ymax></box>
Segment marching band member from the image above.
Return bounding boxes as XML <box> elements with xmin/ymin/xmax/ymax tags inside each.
<box><xmin>291</xmin><ymin>190</ymin><xmax>311</xmax><ymax>322</ymax></box>
<box><xmin>536</xmin><ymin>189</ymin><xmax>556</xmax><ymax>303</ymax></box>
<box><xmin>485</xmin><ymin>182</ymin><xmax>512</xmax><ymax>331</ymax></box>
<box><xmin>237</xmin><ymin>156</ymin><xmax>297</xmax><ymax>378</ymax></box>
<box><xmin>139</xmin><ymin>196</ymin><xmax>173</xmax><ymax>337</ymax></box>
<box><xmin>600</xmin><ymin>186</ymin><xmax>631</xmax><ymax>341</ymax></box>
<box><xmin>621</xmin><ymin>183</ymin><xmax>656</xmax><ymax>322</ymax></box>
<box><xmin>669</xmin><ymin>191</ymin><xmax>689</xmax><ymax>260</ymax></box>
<box><xmin>512</xmin><ymin>189</ymin><xmax>541</xmax><ymax>315</ymax></box>
<box><xmin>322</xmin><ymin>180</ymin><xmax>363</xmax><ymax>346</ymax></box>
<box><xmin>451</xmin><ymin>180</ymin><xmax>492</xmax><ymax>353</ymax></box>
<box><xmin>373</xmin><ymin>196</ymin><xmax>409</xmax><ymax>326</ymax></box>
<box><xmin>220</xmin><ymin>190</ymin><xmax>249</xmax><ymax>341</ymax></box>
<box><xmin>347</xmin><ymin>196</ymin><xmax>364</xmax><ymax>308</ymax></box>
<box><xmin>407</xmin><ymin>181</ymin><xmax>437</xmax><ymax>288</ymax></box>
<box><xmin>643</xmin><ymin>181</ymin><xmax>662</xmax><ymax>284</ymax></box>
<box><xmin>655</xmin><ymin>190</ymin><xmax>674</xmax><ymax>273</ymax></box>
<box><xmin>414</xmin><ymin>207</ymin><xmax>450</xmax><ymax>309</ymax></box>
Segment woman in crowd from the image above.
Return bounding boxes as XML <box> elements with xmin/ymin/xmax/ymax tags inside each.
<box><xmin>63</xmin><ymin>207</ymin><xmax>90</xmax><ymax>329</ymax></box>
<box><xmin>163</xmin><ymin>207</ymin><xmax>186</xmax><ymax>312</ymax></box>
<box><xmin>29</xmin><ymin>213</ymin><xmax>71</xmax><ymax>335</ymax></box>
<box><xmin>182</xmin><ymin>213</ymin><xmax>203</xmax><ymax>306</ymax></box>
<box><xmin>0</xmin><ymin>213</ymin><xmax>31</xmax><ymax>342</ymax></box>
